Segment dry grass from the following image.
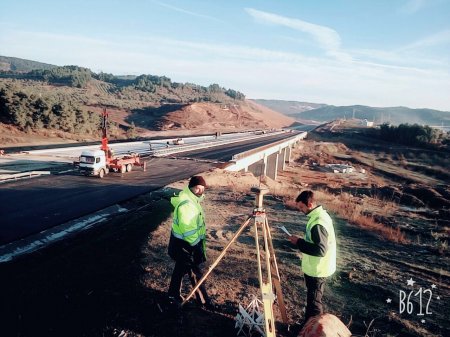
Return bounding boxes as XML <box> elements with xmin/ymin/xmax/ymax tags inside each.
<box><xmin>387</xmin><ymin>312</ymin><xmax>441</xmax><ymax>337</ymax></box>
<box><xmin>282</xmin><ymin>189</ymin><xmax>408</xmax><ymax>244</ymax></box>
<box><xmin>207</xmin><ymin>163</ymin><xmax>409</xmax><ymax>245</ymax></box>
<box><xmin>316</xmin><ymin>190</ymin><xmax>408</xmax><ymax>244</ymax></box>
<box><xmin>235</xmin><ymin>158</ymin><xmax>410</xmax><ymax>244</ymax></box>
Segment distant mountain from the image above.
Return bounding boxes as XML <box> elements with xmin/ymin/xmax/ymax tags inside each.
<box><xmin>254</xmin><ymin>99</ymin><xmax>450</xmax><ymax>126</ymax></box>
<box><xmin>0</xmin><ymin>55</ymin><xmax>56</xmax><ymax>72</ymax></box>
<box><xmin>251</xmin><ymin>99</ymin><xmax>326</xmax><ymax>115</ymax></box>
<box><xmin>299</xmin><ymin>105</ymin><xmax>450</xmax><ymax>126</ymax></box>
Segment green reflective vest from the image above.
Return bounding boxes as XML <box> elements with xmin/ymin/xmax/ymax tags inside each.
<box><xmin>302</xmin><ymin>206</ymin><xmax>336</xmax><ymax>278</ymax></box>
<box><xmin>171</xmin><ymin>186</ymin><xmax>206</xmax><ymax>247</ymax></box>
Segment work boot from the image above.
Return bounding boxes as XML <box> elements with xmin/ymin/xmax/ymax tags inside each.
<box><xmin>202</xmin><ymin>298</ymin><xmax>219</xmax><ymax>312</ymax></box>
<box><xmin>287</xmin><ymin>323</ymin><xmax>303</xmax><ymax>337</ymax></box>
<box><xmin>167</xmin><ymin>295</ymin><xmax>182</xmax><ymax>315</ymax></box>
<box><xmin>287</xmin><ymin>318</ymin><xmax>309</xmax><ymax>337</ymax></box>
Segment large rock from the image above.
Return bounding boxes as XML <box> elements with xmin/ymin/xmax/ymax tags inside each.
<box><xmin>300</xmin><ymin>314</ymin><xmax>351</xmax><ymax>337</ymax></box>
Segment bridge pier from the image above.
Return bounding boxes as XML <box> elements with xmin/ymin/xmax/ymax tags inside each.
<box><xmin>279</xmin><ymin>148</ymin><xmax>286</xmax><ymax>171</ymax></box>
<box><xmin>266</xmin><ymin>153</ymin><xmax>278</xmax><ymax>180</ymax></box>
<box><xmin>248</xmin><ymin>159</ymin><xmax>265</xmax><ymax>177</ymax></box>
<box><xmin>285</xmin><ymin>145</ymin><xmax>291</xmax><ymax>166</ymax></box>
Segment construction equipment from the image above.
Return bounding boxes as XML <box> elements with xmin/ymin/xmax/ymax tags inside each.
<box><xmin>182</xmin><ymin>187</ymin><xmax>287</xmax><ymax>337</ymax></box>
<box><xmin>78</xmin><ymin>108</ymin><xmax>145</xmax><ymax>178</ymax></box>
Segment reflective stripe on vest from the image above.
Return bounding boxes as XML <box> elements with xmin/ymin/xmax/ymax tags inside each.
<box><xmin>301</xmin><ymin>206</ymin><xmax>337</xmax><ymax>278</ymax></box>
<box><xmin>171</xmin><ymin>189</ymin><xmax>205</xmax><ymax>246</ymax></box>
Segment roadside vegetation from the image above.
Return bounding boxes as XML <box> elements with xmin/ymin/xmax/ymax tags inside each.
<box><xmin>0</xmin><ymin>81</ymin><xmax>101</xmax><ymax>134</ymax></box>
<box><xmin>366</xmin><ymin>123</ymin><xmax>449</xmax><ymax>148</ymax></box>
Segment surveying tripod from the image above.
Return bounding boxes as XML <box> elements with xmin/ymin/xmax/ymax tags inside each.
<box><xmin>181</xmin><ymin>187</ymin><xmax>288</xmax><ymax>337</ymax></box>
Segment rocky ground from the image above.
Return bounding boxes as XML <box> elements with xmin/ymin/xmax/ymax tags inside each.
<box><xmin>0</xmin><ymin>128</ymin><xmax>448</xmax><ymax>337</ymax></box>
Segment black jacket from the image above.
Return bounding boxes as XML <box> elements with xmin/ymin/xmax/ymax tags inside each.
<box><xmin>168</xmin><ymin>233</ymin><xmax>206</xmax><ymax>265</ymax></box>
<box><xmin>296</xmin><ymin>224</ymin><xmax>329</xmax><ymax>257</ymax></box>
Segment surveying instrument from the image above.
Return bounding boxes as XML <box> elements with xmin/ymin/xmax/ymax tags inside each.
<box><xmin>181</xmin><ymin>186</ymin><xmax>288</xmax><ymax>337</ymax></box>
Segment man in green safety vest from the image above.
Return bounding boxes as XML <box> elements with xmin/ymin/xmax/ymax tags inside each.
<box><xmin>167</xmin><ymin>175</ymin><xmax>212</xmax><ymax>309</ymax></box>
<box><xmin>288</xmin><ymin>190</ymin><xmax>337</xmax><ymax>325</ymax></box>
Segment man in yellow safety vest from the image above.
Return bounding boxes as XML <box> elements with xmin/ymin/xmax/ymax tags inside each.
<box><xmin>167</xmin><ymin>175</ymin><xmax>212</xmax><ymax>309</ymax></box>
<box><xmin>289</xmin><ymin>190</ymin><xmax>337</xmax><ymax>325</ymax></box>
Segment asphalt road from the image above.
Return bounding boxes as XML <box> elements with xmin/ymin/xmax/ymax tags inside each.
<box><xmin>175</xmin><ymin>132</ymin><xmax>298</xmax><ymax>161</ymax></box>
<box><xmin>0</xmin><ymin>158</ymin><xmax>212</xmax><ymax>245</ymax></box>
<box><xmin>0</xmin><ymin>132</ymin><xmax>300</xmax><ymax>246</ymax></box>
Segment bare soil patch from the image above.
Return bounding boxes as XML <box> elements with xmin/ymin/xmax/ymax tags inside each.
<box><xmin>0</xmin><ymin>130</ymin><xmax>448</xmax><ymax>337</ymax></box>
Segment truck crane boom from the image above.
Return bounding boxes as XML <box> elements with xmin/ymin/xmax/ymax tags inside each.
<box><xmin>77</xmin><ymin>108</ymin><xmax>145</xmax><ymax>178</ymax></box>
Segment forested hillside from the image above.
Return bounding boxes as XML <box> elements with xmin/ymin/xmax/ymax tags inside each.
<box><xmin>0</xmin><ymin>57</ymin><xmax>248</xmax><ymax>139</ymax></box>
<box><xmin>0</xmin><ymin>55</ymin><xmax>56</xmax><ymax>72</ymax></box>
<box><xmin>0</xmin><ymin>81</ymin><xmax>101</xmax><ymax>135</ymax></box>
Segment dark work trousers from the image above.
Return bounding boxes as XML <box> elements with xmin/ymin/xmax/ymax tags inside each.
<box><xmin>304</xmin><ymin>274</ymin><xmax>326</xmax><ymax>321</ymax></box>
<box><xmin>168</xmin><ymin>260</ymin><xmax>209</xmax><ymax>304</ymax></box>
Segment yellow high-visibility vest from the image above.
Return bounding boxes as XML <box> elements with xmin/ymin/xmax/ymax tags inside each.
<box><xmin>171</xmin><ymin>186</ymin><xmax>206</xmax><ymax>246</ymax></box>
<box><xmin>301</xmin><ymin>206</ymin><xmax>336</xmax><ymax>278</ymax></box>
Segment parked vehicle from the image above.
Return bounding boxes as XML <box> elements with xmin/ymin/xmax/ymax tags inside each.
<box><xmin>77</xmin><ymin>108</ymin><xmax>145</xmax><ymax>178</ymax></box>
<box><xmin>78</xmin><ymin>149</ymin><xmax>143</xmax><ymax>178</ymax></box>
<box><xmin>171</xmin><ymin>138</ymin><xmax>185</xmax><ymax>145</ymax></box>
<box><xmin>254</xmin><ymin>130</ymin><xmax>267</xmax><ymax>135</ymax></box>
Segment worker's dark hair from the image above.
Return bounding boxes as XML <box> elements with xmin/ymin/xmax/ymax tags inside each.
<box><xmin>296</xmin><ymin>190</ymin><xmax>314</xmax><ymax>205</ymax></box>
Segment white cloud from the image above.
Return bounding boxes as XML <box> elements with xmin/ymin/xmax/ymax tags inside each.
<box><xmin>397</xmin><ymin>29</ymin><xmax>450</xmax><ymax>51</ymax></box>
<box><xmin>347</xmin><ymin>28</ymin><xmax>450</xmax><ymax>71</ymax></box>
<box><xmin>245</xmin><ymin>8</ymin><xmax>352</xmax><ymax>61</ymax></box>
<box><xmin>399</xmin><ymin>0</ymin><xmax>449</xmax><ymax>14</ymax></box>
<box><xmin>151</xmin><ymin>0</ymin><xmax>223</xmax><ymax>23</ymax></box>
<box><xmin>244</xmin><ymin>8</ymin><xmax>448</xmax><ymax>67</ymax></box>
<box><xmin>401</xmin><ymin>0</ymin><xmax>427</xmax><ymax>14</ymax></box>
<box><xmin>1</xmin><ymin>29</ymin><xmax>449</xmax><ymax>110</ymax></box>
<box><xmin>350</xmin><ymin>47</ymin><xmax>448</xmax><ymax>69</ymax></box>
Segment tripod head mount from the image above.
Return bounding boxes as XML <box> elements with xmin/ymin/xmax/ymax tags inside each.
<box><xmin>251</xmin><ymin>186</ymin><xmax>269</xmax><ymax>208</ymax></box>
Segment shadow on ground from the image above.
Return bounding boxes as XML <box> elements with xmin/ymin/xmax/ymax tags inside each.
<box><xmin>0</xmin><ymin>189</ymin><xmax>236</xmax><ymax>337</ymax></box>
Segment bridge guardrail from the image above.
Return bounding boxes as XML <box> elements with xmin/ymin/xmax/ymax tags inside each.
<box><xmin>0</xmin><ymin>171</ymin><xmax>51</xmax><ymax>183</ymax></box>
<box><xmin>225</xmin><ymin>132</ymin><xmax>307</xmax><ymax>172</ymax></box>
<box><xmin>150</xmin><ymin>131</ymin><xmax>286</xmax><ymax>158</ymax></box>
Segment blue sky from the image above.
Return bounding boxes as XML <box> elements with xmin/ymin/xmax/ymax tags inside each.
<box><xmin>1</xmin><ymin>0</ymin><xmax>449</xmax><ymax>110</ymax></box>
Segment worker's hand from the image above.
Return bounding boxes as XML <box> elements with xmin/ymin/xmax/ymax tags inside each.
<box><xmin>289</xmin><ymin>235</ymin><xmax>300</xmax><ymax>245</ymax></box>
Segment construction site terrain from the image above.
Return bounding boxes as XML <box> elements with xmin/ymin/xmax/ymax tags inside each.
<box><xmin>0</xmin><ymin>122</ymin><xmax>449</xmax><ymax>337</ymax></box>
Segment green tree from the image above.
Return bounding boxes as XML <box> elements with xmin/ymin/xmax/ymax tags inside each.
<box><xmin>225</xmin><ymin>89</ymin><xmax>245</xmax><ymax>100</ymax></box>
<box><xmin>126</xmin><ymin>122</ymin><xmax>137</xmax><ymax>139</ymax></box>
<box><xmin>208</xmin><ymin>84</ymin><xmax>222</xmax><ymax>93</ymax></box>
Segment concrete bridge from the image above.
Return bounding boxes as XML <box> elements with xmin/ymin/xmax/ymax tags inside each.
<box><xmin>225</xmin><ymin>132</ymin><xmax>307</xmax><ymax>180</ymax></box>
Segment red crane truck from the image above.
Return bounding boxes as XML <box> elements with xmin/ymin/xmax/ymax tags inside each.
<box><xmin>78</xmin><ymin>109</ymin><xmax>145</xmax><ymax>178</ymax></box>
